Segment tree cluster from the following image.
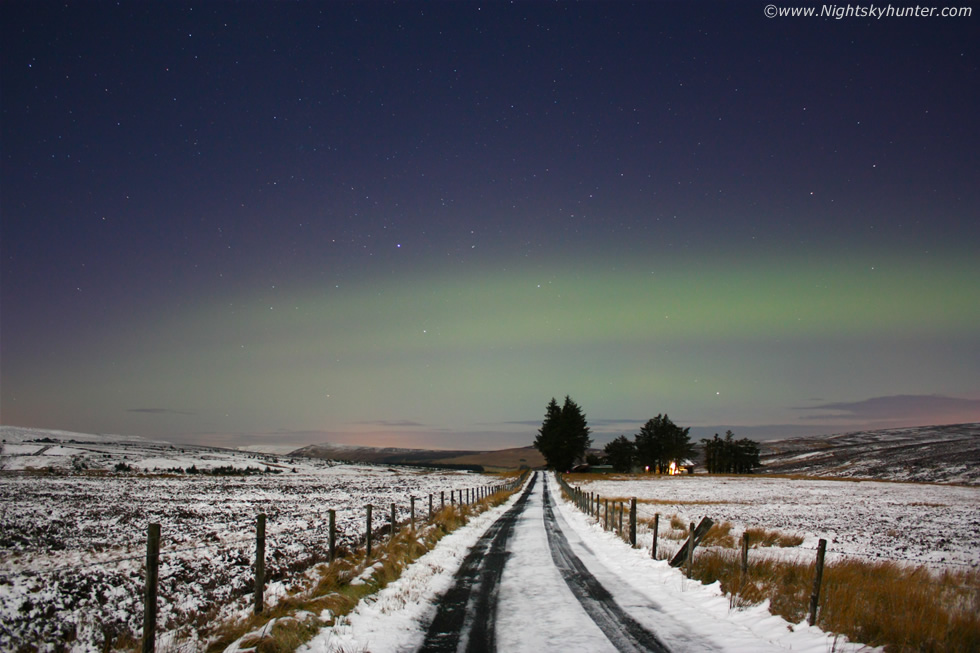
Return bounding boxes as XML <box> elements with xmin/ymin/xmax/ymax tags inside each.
<box><xmin>602</xmin><ymin>414</ymin><xmax>696</xmax><ymax>473</ymax></box>
<box><xmin>700</xmin><ymin>430</ymin><xmax>761</xmax><ymax>473</ymax></box>
<box><xmin>533</xmin><ymin>396</ymin><xmax>592</xmax><ymax>471</ymax></box>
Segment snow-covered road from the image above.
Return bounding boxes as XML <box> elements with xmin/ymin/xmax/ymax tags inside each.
<box><xmin>303</xmin><ymin>472</ymin><xmax>869</xmax><ymax>652</ymax></box>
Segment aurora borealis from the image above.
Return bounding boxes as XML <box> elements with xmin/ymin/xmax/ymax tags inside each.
<box><xmin>2</xmin><ymin>2</ymin><xmax>978</xmax><ymax>449</ymax></box>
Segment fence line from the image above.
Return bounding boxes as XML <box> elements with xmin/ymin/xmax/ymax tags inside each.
<box><xmin>0</xmin><ymin>470</ymin><xmax>530</xmax><ymax>652</ymax></box>
<box><xmin>626</xmin><ymin>494</ymin><xmax>977</xmax><ymax>571</ymax></box>
<box><xmin>0</xmin><ymin>475</ymin><xmax>528</xmax><ymax>579</ymax></box>
<box><xmin>554</xmin><ymin>472</ymin><xmax>979</xmax><ymax>625</ymax></box>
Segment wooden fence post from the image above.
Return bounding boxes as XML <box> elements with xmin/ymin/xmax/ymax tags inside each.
<box><xmin>629</xmin><ymin>498</ymin><xmax>637</xmax><ymax>547</ymax></box>
<box><xmin>669</xmin><ymin>517</ymin><xmax>714</xmax><ymax>568</ymax></box>
<box><xmin>429</xmin><ymin>493</ymin><xmax>433</xmax><ymax>518</ymax></box>
<box><xmin>808</xmin><ymin>539</ymin><xmax>827</xmax><ymax>626</ymax></box>
<box><xmin>741</xmin><ymin>532</ymin><xmax>750</xmax><ymax>575</ymax></box>
<box><xmin>328</xmin><ymin>509</ymin><xmax>336</xmax><ymax>563</ymax></box>
<box><xmin>651</xmin><ymin>513</ymin><xmax>659</xmax><ymax>559</ymax></box>
<box><xmin>391</xmin><ymin>503</ymin><xmax>397</xmax><ymax>537</ymax></box>
<box><xmin>410</xmin><ymin>496</ymin><xmax>416</xmax><ymax>531</ymax></box>
<box><xmin>604</xmin><ymin>499</ymin><xmax>609</xmax><ymax>530</ymax></box>
<box><xmin>254</xmin><ymin>514</ymin><xmax>266</xmax><ymax>614</ymax></box>
<box><xmin>618</xmin><ymin>502</ymin><xmax>624</xmax><ymax>537</ymax></box>
<box><xmin>686</xmin><ymin>521</ymin><xmax>695</xmax><ymax>578</ymax></box>
<box><xmin>441</xmin><ymin>491</ymin><xmax>445</xmax><ymax>510</ymax></box>
<box><xmin>142</xmin><ymin>523</ymin><xmax>160</xmax><ymax>653</ymax></box>
<box><xmin>366</xmin><ymin>504</ymin><xmax>373</xmax><ymax>557</ymax></box>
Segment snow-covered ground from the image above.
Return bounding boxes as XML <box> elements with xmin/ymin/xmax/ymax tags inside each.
<box><xmin>301</xmin><ymin>473</ymin><xmax>872</xmax><ymax>652</ymax></box>
<box><xmin>759</xmin><ymin>422</ymin><xmax>980</xmax><ymax>485</ymax></box>
<box><xmin>569</xmin><ymin>474</ymin><xmax>980</xmax><ymax>570</ymax></box>
<box><xmin>0</xmin><ymin>427</ymin><xmax>496</xmax><ymax>651</ymax></box>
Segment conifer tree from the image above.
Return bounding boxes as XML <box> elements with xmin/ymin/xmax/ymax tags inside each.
<box><xmin>634</xmin><ymin>413</ymin><xmax>694</xmax><ymax>473</ymax></box>
<box><xmin>699</xmin><ymin>430</ymin><xmax>761</xmax><ymax>473</ymax></box>
<box><xmin>533</xmin><ymin>396</ymin><xmax>591</xmax><ymax>470</ymax></box>
<box><xmin>533</xmin><ymin>398</ymin><xmax>562</xmax><ymax>467</ymax></box>
<box><xmin>603</xmin><ymin>435</ymin><xmax>636</xmax><ymax>472</ymax></box>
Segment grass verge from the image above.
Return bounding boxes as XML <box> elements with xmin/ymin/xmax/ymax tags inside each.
<box><xmin>690</xmin><ymin>548</ymin><xmax>980</xmax><ymax>652</ymax></box>
<box><xmin>201</xmin><ymin>474</ymin><xmax>527</xmax><ymax>653</ymax></box>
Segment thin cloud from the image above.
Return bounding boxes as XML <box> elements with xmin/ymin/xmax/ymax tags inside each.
<box><xmin>127</xmin><ymin>408</ymin><xmax>196</xmax><ymax>416</ymax></box>
<box><xmin>350</xmin><ymin>420</ymin><xmax>427</xmax><ymax>428</ymax></box>
<box><xmin>795</xmin><ymin>395</ymin><xmax>980</xmax><ymax>421</ymax></box>
<box><xmin>500</xmin><ymin>418</ymin><xmax>643</xmax><ymax>428</ymax></box>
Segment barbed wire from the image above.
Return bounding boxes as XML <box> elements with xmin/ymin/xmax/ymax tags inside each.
<box><xmin>1</xmin><ymin>552</ymin><xmax>146</xmax><ymax>579</ymax></box>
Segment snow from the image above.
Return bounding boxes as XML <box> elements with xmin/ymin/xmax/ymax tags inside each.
<box><xmin>300</xmin><ymin>473</ymin><xmax>874</xmax><ymax>652</ymax></box>
<box><xmin>573</xmin><ymin>474</ymin><xmax>979</xmax><ymax>570</ymax></box>
<box><xmin>0</xmin><ymin>427</ymin><xmax>499</xmax><ymax>652</ymax></box>
<box><xmin>5</xmin><ymin>423</ymin><xmax>973</xmax><ymax>652</ymax></box>
<box><xmin>493</xmin><ymin>482</ymin><xmax>639</xmax><ymax>653</ymax></box>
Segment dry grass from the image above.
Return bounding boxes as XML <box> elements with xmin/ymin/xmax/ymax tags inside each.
<box><xmin>640</xmin><ymin>498</ymin><xmax>745</xmax><ymax>506</ymax></box>
<box><xmin>650</xmin><ymin>515</ymin><xmax>690</xmax><ymax>542</ymax></box>
<box><xmin>689</xmin><ymin>549</ymin><xmax>980</xmax><ymax>652</ymax></box>
<box><xmin>700</xmin><ymin>521</ymin><xmax>736</xmax><ymax>548</ymax></box>
<box><xmin>743</xmin><ymin>526</ymin><xmax>804</xmax><ymax>548</ymax></box>
<box><xmin>202</xmin><ymin>480</ymin><xmax>526</xmax><ymax>652</ymax></box>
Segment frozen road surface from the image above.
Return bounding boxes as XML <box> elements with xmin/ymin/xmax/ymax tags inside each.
<box><xmin>302</xmin><ymin>472</ymin><xmax>869</xmax><ymax>653</ymax></box>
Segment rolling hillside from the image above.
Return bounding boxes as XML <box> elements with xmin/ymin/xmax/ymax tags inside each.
<box><xmin>759</xmin><ymin>422</ymin><xmax>980</xmax><ymax>485</ymax></box>
<box><xmin>290</xmin><ymin>442</ymin><xmax>544</xmax><ymax>471</ymax></box>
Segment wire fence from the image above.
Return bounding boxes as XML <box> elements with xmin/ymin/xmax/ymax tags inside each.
<box><xmin>0</xmin><ymin>471</ymin><xmax>529</xmax><ymax>652</ymax></box>
<box><xmin>555</xmin><ymin>473</ymin><xmax>980</xmax><ymax>601</ymax></box>
<box><xmin>558</xmin><ymin>476</ymin><xmax>978</xmax><ymax>572</ymax></box>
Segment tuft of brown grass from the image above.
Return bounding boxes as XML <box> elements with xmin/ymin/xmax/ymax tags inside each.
<box><xmin>237</xmin><ymin>615</ymin><xmax>325</xmax><ymax>653</ymax></box>
<box><xmin>688</xmin><ymin>549</ymin><xmax>980</xmax><ymax>653</ymax></box>
<box><xmin>743</xmin><ymin>526</ymin><xmax>804</xmax><ymax>548</ymax></box>
<box><xmin>700</xmin><ymin>521</ymin><xmax>736</xmax><ymax>548</ymax></box>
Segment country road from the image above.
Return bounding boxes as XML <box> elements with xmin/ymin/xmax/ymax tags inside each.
<box><xmin>302</xmin><ymin>471</ymin><xmax>863</xmax><ymax>653</ymax></box>
<box><xmin>422</xmin><ymin>472</ymin><xmax>676</xmax><ymax>652</ymax></box>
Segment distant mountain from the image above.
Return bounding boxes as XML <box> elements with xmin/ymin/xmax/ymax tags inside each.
<box><xmin>290</xmin><ymin>443</ymin><xmax>545</xmax><ymax>471</ymax></box>
<box><xmin>0</xmin><ymin>425</ymin><xmax>162</xmax><ymax>445</ymax></box>
<box><xmin>432</xmin><ymin>446</ymin><xmax>545</xmax><ymax>470</ymax></box>
<box><xmin>290</xmin><ymin>443</ymin><xmax>479</xmax><ymax>469</ymax></box>
<box><xmin>759</xmin><ymin>422</ymin><xmax>980</xmax><ymax>485</ymax></box>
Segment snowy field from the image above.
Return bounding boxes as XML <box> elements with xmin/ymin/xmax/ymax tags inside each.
<box><xmin>568</xmin><ymin>474</ymin><xmax>980</xmax><ymax>571</ymax></box>
<box><xmin>0</xmin><ymin>427</ymin><xmax>495</xmax><ymax>651</ymax></box>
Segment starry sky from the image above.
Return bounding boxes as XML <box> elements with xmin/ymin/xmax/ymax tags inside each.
<box><xmin>2</xmin><ymin>1</ymin><xmax>978</xmax><ymax>451</ymax></box>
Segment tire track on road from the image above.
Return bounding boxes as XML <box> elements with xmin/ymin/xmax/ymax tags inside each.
<box><xmin>420</xmin><ymin>472</ymin><xmax>537</xmax><ymax>652</ymax></box>
<box><xmin>541</xmin><ymin>476</ymin><xmax>672</xmax><ymax>653</ymax></box>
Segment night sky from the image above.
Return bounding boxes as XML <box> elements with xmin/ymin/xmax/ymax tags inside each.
<box><xmin>2</xmin><ymin>2</ymin><xmax>978</xmax><ymax>450</ymax></box>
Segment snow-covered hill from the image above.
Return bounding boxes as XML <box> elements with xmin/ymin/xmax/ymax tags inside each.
<box><xmin>759</xmin><ymin>422</ymin><xmax>980</xmax><ymax>485</ymax></box>
<box><xmin>0</xmin><ymin>425</ymin><xmax>303</xmax><ymax>473</ymax></box>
